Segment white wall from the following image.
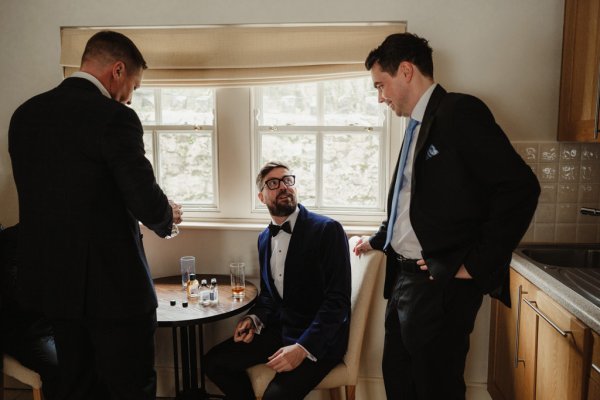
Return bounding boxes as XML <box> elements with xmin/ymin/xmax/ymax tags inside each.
<box><xmin>0</xmin><ymin>1</ymin><xmax>565</xmax><ymax>398</ymax></box>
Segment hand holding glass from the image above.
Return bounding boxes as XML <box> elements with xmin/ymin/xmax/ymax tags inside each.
<box><xmin>230</xmin><ymin>263</ymin><xmax>245</xmax><ymax>299</ymax></box>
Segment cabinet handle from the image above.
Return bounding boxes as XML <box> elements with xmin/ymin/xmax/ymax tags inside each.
<box><xmin>595</xmin><ymin>59</ymin><xmax>600</xmax><ymax>140</ymax></box>
<box><xmin>593</xmin><ymin>363</ymin><xmax>600</xmax><ymax>375</ymax></box>
<box><xmin>523</xmin><ymin>298</ymin><xmax>572</xmax><ymax>337</ymax></box>
<box><xmin>514</xmin><ymin>285</ymin><xmax>527</xmax><ymax>368</ymax></box>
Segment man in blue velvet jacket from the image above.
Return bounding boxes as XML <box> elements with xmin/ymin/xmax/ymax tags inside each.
<box><xmin>205</xmin><ymin>161</ymin><xmax>351</xmax><ymax>400</ymax></box>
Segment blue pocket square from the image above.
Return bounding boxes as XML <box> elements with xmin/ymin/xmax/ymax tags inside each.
<box><xmin>426</xmin><ymin>144</ymin><xmax>439</xmax><ymax>160</ymax></box>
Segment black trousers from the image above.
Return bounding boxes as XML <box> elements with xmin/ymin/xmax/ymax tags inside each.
<box><xmin>205</xmin><ymin>326</ymin><xmax>339</xmax><ymax>400</ymax></box>
<box><xmin>382</xmin><ymin>270</ymin><xmax>483</xmax><ymax>400</ymax></box>
<box><xmin>4</xmin><ymin>334</ymin><xmax>59</xmax><ymax>400</ymax></box>
<box><xmin>50</xmin><ymin>311</ymin><xmax>157</xmax><ymax>400</ymax></box>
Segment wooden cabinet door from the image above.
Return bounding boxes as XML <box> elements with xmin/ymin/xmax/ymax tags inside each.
<box><xmin>588</xmin><ymin>331</ymin><xmax>600</xmax><ymax>400</ymax></box>
<box><xmin>558</xmin><ymin>0</ymin><xmax>600</xmax><ymax>141</ymax></box>
<box><xmin>532</xmin><ymin>291</ymin><xmax>591</xmax><ymax>400</ymax></box>
<box><xmin>589</xmin><ymin>376</ymin><xmax>600</xmax><ymax>400</ymax></box>
<box><xmin>488</xmin><ymin>269</ymin><xmax>536</xmax><ymax>400</ymax></box>
<box><xmin>517</xmin><ymin>285</ymin><xmax>538</xmax><ymax>400</ymax></box>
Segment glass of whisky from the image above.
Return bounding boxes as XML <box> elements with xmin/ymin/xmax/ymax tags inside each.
<box><xmin>229</xmin><ymin>262</ymin><xmax>245</xmax><ymax>299</ymax></box>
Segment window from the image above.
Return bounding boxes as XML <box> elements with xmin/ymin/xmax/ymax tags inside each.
<box><xmin>131</xmin><ymin>77</ymin><xmax>390</xmax><ymax>223</ymax></box>
<box><xmin>254</xmin><ymin>77</ymin><xmax>388</xmax><ymax>213</ymax></box>
<box><xmin>130</xmin><ymin>88</ymin><xmax>218</xmax><ymax>211</ymax></box>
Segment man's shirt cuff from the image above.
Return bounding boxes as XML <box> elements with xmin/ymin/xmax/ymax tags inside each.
<box><xmin>244</xmin><ymin>315</ymin><xmax>264</xmax><ymax>334</ymax></box>
<box><xmin>297</xmin><ymin>343</ymin><xmax>317</xmax><ymax>362</ymax></box>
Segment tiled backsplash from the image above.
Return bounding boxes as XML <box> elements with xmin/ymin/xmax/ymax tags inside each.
<box><xmin>513</xmin><ymin>141</ymin><xmax>600</xmax><ymax>243</ymax></box>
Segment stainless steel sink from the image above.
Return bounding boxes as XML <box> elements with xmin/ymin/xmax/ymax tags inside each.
<box><xmin>519</xmin><ymin>245</ymin><xmax>600</xmax><ymax>268</ymax></box>
<box><xmin>515</xmin><ymin>244</ymin><xmax>600</xmax><ymax>308</ymax></box>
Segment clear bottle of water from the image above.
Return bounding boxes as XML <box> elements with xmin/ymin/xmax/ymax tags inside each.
<box><xmin>210</xmin><ymin>278</ymin><xmax>219</xmax><ymax>305</ymax></box>
<box><xmin>200</xmin><ymin>279</ymin><xmax>211</xmax><ymax>305</ymax></box>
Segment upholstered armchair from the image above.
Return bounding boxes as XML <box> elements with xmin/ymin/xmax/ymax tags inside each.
<box><xmin>246</xmin><ymin>235</ymin><xmax>384</xmax><ymax>400</ymax></box>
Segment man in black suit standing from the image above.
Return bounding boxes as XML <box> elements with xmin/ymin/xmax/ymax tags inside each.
<box><xmin>205</xmin><ymin>161</ymin><xmax>351</xmax><ymax>400</ymax></box>
<box><xmin>9</xmin><ymin>31</ymin><xmax>182</xmax><ymax>400</ymax></box>
<box><xmin>354</xmin><ymin>33</ymin><xmax>540</xmax><ymax>399</ymax></box>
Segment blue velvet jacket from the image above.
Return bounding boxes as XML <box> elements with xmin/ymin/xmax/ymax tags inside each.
<box><xmin>251</xmin><ymin>204</ymin><xmax>351</xmax><ymax>361</ymax></box>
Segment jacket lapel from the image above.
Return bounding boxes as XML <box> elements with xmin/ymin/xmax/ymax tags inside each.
<box><xmin>411</xmin><ymin>85</ymin><xmax>447</xmax><ymax>189</ymax></box>
<box><xmin>414</xmin><ymin>85</ymin><xmax>447</xmax><ymax>158</ymax></box>
<box><xmin>260</xmin><ymin>231</ymin><xmax>282</xmax><ymax>302</ymax></box>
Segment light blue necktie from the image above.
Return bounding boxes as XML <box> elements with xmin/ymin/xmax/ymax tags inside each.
<box><xmin>385</xmin><ymin>118</ymin><xmax>419</xmax><ymax>249</ymax></box>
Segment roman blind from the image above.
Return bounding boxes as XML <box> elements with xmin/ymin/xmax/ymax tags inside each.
<box><xmin>60</xmin><ymin>23</ymin><xmax>406</xmax><ymax>86</ymax></box>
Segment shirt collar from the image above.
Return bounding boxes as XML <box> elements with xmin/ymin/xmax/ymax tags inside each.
<box><xmin>411</xmin><ymin>83</ymin><xmax>437</xmax><ymax>123</ymax></box>
<box><xmin>271</xmin><ymin>206</ymin><xmax>300</xmax><ymax>232</ymax></box>
<box><xmin>70</xmin><ymin>71</ymin><xmax>111</xmax><ymax>99</ymax></box>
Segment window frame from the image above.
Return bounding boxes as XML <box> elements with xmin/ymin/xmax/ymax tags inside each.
<box><xmin>136</xmin><ymin>85</ymin><xmax>394</xmax><ymax>225</ymax></box>
<box><xmin>143</xmin><ymin>125</ymin><xmax>219</xmax><ymax>212</ymax></box>
<box><xmin>250</xmin><ymin>81</ymin><xmax>392</xmax><ymax>220</ymax></box>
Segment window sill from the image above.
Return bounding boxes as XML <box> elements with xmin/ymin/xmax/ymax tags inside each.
<box><xmin>174</xmin><ymin>221</ymin><xmax>378</xmax><ymax>236</ymax></box>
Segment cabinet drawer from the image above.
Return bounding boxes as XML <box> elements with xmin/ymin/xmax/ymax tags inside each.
<box><xmin>533</xmin><ymin>291</ymin><xmax>592</xmax><ymax>400</ymax></box>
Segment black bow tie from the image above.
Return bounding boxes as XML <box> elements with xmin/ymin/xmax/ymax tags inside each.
<box><xmin>269</xmin><ymin>221</ymin><xmax>292</xmax><ymax>237</ymax></box>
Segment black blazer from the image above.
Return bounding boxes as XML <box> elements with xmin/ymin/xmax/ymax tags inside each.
<box><xmin>252</xmin><ymin>204</ymin><xmax>351</xmax><ymax>361</ymax></box>
<box><xmin>370</xmin><ymin>85</ymin><xmax>540</xmax><ymax>306</ymax></box>
<box><xmin>9</xmin><ymin>77</ymin><xmax>173</xmax><ymax>319</ymax></box>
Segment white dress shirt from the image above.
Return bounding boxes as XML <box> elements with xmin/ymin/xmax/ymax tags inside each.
<box><xmin>390</xmin><ymin>83</ymin><xmax>437</xmax><ymax>259</ymax></box>
<box><xmin>70</xmin><ymin>71</ymin><xmax>111</xmax><ymax>99</ymax></box>
<box><xmin>269</xmin><ymin>207</ymin><xmax>299</xmax><ymax>298</ymax></box>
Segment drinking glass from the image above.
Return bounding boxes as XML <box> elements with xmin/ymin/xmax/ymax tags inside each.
<box><xmin>180</xmin><ymin>256</ymin><xmax>196</xmax><ymax>289</ymax></box>
<box><xmin>230</xmin><ymin>262</ymin><xmax>245</xmax><ymax>299</ymax></box>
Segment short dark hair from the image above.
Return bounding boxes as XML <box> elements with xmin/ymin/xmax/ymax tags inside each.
<box><xmin>256</xmin><ymin>161</ymin><xmax>290</xmax><ymax>191</ymax></box>
<box><xmin>81</xmin><ymin>30</ymin><xmax>147</xmax><ymax>71</ymax></box>
<box><xmin>365</xmin><ymin>32</ymin><xmax>433</xmax><ymax>78</ymax></box>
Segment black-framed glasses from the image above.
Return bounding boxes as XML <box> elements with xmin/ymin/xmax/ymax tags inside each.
<box><xmin>261</xmin><ymin>175</ymin><xmax>296</xmax><ymax>191</ymax></box>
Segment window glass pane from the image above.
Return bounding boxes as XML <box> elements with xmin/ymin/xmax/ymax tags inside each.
<box><xmin>161</xmin><ymin>88</ymin><xmax>214</xmax><ymax>125</ymax></box>
<box><xmin>261</xmin><ymin>133</ymin><xmax>316</xmax><ymax>206</ymax></box>
<box><xmin>259</xmin><ymin>83</ymin><xmax>318</xmax><ymax>126</ymax></box>
<box><xmin>142</xmin><ymin>132</ymin><xmax>154</xmax><ymax>167</ymax></box>
<box><xmin>158</xmin><ymin>131</ymin><xmax>214</xmax><ymax>205</ymax></box>
<box><xmin>323</xmin><ymin>77</ymin><xmax>385</xmax><ymax>126</ymax></box>
<box><xmin>130</xmin><ymin>88</ymin><xmax>157</xmax><ymax>124</ymax></box>
<box><xmin>322</xmin><ymin>132</ymin><xmax>380</xmax><ymax>207</ymax></box>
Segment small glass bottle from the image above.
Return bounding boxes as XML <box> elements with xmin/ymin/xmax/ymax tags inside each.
<box><xmin>210</xmin><ymin>278</ymin><xmax>219</xmax><ymax>305</ymax></box>
<box><xmin>187</xmin><ymin>273</ymin><xmax>200</xmax><ymax>298</ymax></box>
<box><xmin>200</xmin><ymin>279</ymin><xmax>211</xmax><ymax>305</ymax></box>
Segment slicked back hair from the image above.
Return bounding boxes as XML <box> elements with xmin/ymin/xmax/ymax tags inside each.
<box><xmin>365</xmin><ymin>32</ymin><xmax>433</xmax><ymax>78</ymax></box>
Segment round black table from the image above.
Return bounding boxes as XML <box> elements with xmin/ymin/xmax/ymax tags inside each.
<box><xmin>154</xmin><ymin>275</ymin><xmax>258</xmax><ymax>400</ymax></box>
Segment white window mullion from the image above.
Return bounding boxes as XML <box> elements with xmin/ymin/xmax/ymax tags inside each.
<box><xmin>154</xmin><ymin>88</ymin><xmax>162</xmax><ymax>125</ymax></box>
<box><xmin>315</xmin><ymin>129</ymin><xmax>324</xmax><ymax>208</ymax></box>
<box><xmin>152</xmin><ymin>129</ymin><xmax>160</xmax><ymax>184</ymax></box>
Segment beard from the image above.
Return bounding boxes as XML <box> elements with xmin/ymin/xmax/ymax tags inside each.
<box><xmin>267</xmin><ymin>191</ymin><xmax>297</xmax><ymax>217</ymax></box>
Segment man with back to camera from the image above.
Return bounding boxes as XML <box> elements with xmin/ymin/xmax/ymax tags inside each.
<box><xmin>353</xmin><ymin>33</ymin><xmax>540</xmax><ymax>399</ymax></box>
<box><xmin>9</xmin><ymin>30</ymin><xmax>182</xmax><ymax>399</ymax></box>
<box><xmin>205</xmin><ymin>161</ymin><xmax>351</xmax><ymax>400</ymax></box>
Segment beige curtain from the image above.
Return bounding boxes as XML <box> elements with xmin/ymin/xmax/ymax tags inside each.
<box><xmin>60</xmin><ymin>23</ymin><xmax>406</xmax><ymax>86</ymax></box>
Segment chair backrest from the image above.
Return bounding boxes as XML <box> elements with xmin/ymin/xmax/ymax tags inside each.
<box><xmin>3</xmin><ymin>354</ymin><xmax>42</xmax><ymax>389</ymax></box>
<box><xmin>343</xmin><ymin>236</ymin><xmax>384</xmax><ymax>382</ymax></box>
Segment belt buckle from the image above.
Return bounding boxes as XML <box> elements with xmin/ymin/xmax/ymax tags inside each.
<box><xmin>396</xmin><ymin>254</ymin><xmax>422</xmax><ymax>274</ymax></box>
<box><xmin>396</xmin><ymin>254</ymin><xmax>411</xmax><ymax>262</ymax></box>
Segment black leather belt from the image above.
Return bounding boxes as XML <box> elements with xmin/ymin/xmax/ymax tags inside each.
<box><xmin>395</xmin><ymin>254</ymin><xmax>425</xmax><ymax>274</ymax></box>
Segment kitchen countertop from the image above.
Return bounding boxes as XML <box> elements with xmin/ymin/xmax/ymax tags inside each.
<box><xmin>511</xmin><ymin>251</ymin><xmax>600</xmax><ymax>334</ymax></box>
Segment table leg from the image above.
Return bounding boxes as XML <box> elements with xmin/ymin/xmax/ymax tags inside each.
<box><xmin>172</xmin><ymin>328</ymin><xmax>180</xmax><ymax>396</ymax></box>
<box><xmin>170</xmin><ymin>325</ymin><xmax>225</xmax><ymax>400</ymax></box>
